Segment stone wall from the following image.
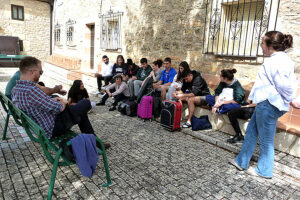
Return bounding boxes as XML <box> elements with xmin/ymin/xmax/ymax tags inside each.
<box><xmin>50</xmin><ymin>0</ymin><xmax>300</xmax><ymax>85</ymax></box>
<box><xmin>0</xmin><ymin>0</ymin><xmax>51</xmax><ymax>61</ymax></box>
<box><xmin>123</xmin><ymin>0</ymin><xmax>300</xmax><ymax>85</ymax></box>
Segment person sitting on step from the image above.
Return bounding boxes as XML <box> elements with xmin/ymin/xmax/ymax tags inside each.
<box><xmin>182</xmin><ymin>68</ymin><xmax>248</xmax><ymax>128</ymax></box>
<box><xmin>96</xmin><ymin>74</ymin><xmax>130</xmax><ymax>111</ymax></box>
<box><xmin>94</xmin><ymin>55</ymin><xmax>113</xmax><ymax>94</ymax></box>
<box><xmin>153</xmin><ymin>57</ymin><xmax>177</xmax><ymax>100</ymax></box>
<box><xmin>226</xmin><ymin>102</ymin><xmax>256</xmax><ymax>144</ymax></box>
<box><xmin>127</xmin><ymin>58</ymin><xmax>152</xmax><ymax>98</ymax></box>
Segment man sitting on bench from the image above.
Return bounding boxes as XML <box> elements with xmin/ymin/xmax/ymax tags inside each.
<box><xmin>11</xmin><ymin>56</ymin><xmax>110</xmax><ymax>148</ymax></box>
<box><xmin>5</xmin><ymin>70</ymin><xmax>67</xmax><ymax>99</ymax></box>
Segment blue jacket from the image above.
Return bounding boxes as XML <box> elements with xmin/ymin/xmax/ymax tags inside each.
<box><xmin>71</xmin><ymin>134</ymin><xmax>99</xmax><ymax>178</ymax></box>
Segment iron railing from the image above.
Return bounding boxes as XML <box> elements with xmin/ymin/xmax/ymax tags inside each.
<box><xmin>202</xmin><ymin>0</ymin><xmax>280</xmax><ymax>58</ymax></box>
<box><xmin>99</xmin><ymin>9</ymin><xmax>123</xmax><ymax>50</ymax></box>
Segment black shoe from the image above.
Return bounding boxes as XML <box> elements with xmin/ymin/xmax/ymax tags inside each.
<box><xmin>109</xmin><ymin>106</ymin><xmax>116</xmax><ymax>111</ymax></box>
<box><xmin>96</xmin><ymin>102</ymin><xmax>105</xmax><ymax>106</ymax></box>
<box><xmin>96</xmin><ymin>142</ymin><xmax>111</xmax><ymax>150</ymax></box>
<box><xmin>129</xmin><ymin>96</ymin><xmax>136</xmax><ymax>101</ymax></box>
<box><xmin>227</xmin><ymin>135</ymin><xmax>244</xmax><ymax>144</ymax></box>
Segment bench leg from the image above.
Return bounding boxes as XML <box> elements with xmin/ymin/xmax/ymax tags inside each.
<box><xmin>2</xmin><ymin>113</ymin><xmax>10</xmax><ymax>140</ymax></box>
<box><xmin>47</xmin><ymin>148</ymin><xmax>62</xmax><ymax>200</ymax></box>
<box><xmin>101</xmin><ymin>148</ymin><xmax>112</xmax><ymax>187</ymax></box>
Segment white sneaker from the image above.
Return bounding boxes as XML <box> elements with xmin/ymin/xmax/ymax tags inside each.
<box><xmin>93</xmin><ymin>91</ymin><xmax>101</xmax><ymax>95</ymax></box>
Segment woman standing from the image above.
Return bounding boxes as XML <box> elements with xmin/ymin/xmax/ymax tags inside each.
<box><xmin>229</xmin><ymin>31</ymin><xmax>296</xmax><ymax>178</ymax></box>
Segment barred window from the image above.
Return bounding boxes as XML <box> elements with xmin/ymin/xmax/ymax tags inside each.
<box><xmin>66</xmin><ymin>26</ymin><xmax>74</xmax><ymax>45</ymax></box>
<box><xmin>202</xmin><ymin>0</ymin><xmax>280</xmax><ymax>57</ymax></box>
<box><xmin>66</xmin><ymin>19</ymin><xmax>76</xmax><ymax>46</ymax></box>
<box><xmin>54</xmin><ymin>23</ymin><xmax>61</xmax><ymax>46</ymax></box>
<box><xmin>100</xmin><ymin>10</ymin><xmax>123</xmax><ymax>50</ymax></box>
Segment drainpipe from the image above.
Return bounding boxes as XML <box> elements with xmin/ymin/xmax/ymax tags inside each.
<box><xmin>50</xmin><ymin>4</ymin><xmax>53</xmax><ymax>55</ymax></box>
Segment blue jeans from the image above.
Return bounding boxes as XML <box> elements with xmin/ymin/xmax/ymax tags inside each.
<box><xmin>235</xmin><ymin>100</ymin><xmax>285</xmax><ymax>178</ymax></box>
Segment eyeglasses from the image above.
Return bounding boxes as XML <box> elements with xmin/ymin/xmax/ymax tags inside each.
<box><xmin>32</xmin><ymin>69</ymin><xmax>43</xmax><ymax>75</ymax></box>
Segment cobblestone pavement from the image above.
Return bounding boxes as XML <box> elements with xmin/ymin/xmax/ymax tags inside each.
<box><xmin>0</xmin><ymin>68</ymin><xmax>300</xmax><ymax>199</ymax></box>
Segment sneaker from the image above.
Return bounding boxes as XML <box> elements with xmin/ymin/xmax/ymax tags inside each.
<box><xmin>246</xmin><ymin>167</ymin><xmax>272</xmax><ymax>179</ymax></box>
<box><xmin>227</xmin><ymin>135</ymin><xmax>244</xmax><ymax>144</ymax></box>
<box><xmin>109</xmin><ymin>106</ymin><xmax>116</xmax><ymax>111</ymax></box>
<box><xmin>96</xmin><ymin>102</ymin><xmax>105</xmax><ymax>106</ymax></box>
<box><xmin>228</xmin><ymin>158</ymin><xmax>244</xmax><ymax>171</ymax></box>
<box><xmin>182</xmin><ymin>122</ymin><xmax>192</xmax><ymax>128</ymax></box>
<box><xmin>93</xmin><ymin>91</ymin><xmax>101</xmax><ymax>95</ymax></box>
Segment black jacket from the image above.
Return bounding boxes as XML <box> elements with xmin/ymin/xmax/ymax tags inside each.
<box><xmin>112</xmin><ymin>63</ymin><xmax>128</xmax><ymax>76</ymax></box>
<box><xmin>126</xmin><ymin>64</ymin><xmax>139</xmax><ymax>78</ymax></box>
<box><xmin>181</xmin><ymin>70</ymin><xmax>210</xmax><ymax>96</ymax></box>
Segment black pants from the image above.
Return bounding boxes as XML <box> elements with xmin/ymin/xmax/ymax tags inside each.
<box><xmin>101</xmin><ymin>89</ymin><xmax>128</xmax><ymax>106</ymax></box>
<box><xmin>52</xmin><ymin>99</ymin><xmax>94</xmax><ymax>137</ymax></box>
<box><xmin>227</xmin><ymin>107</ymin><xmax>255</xmax><ymax>135</ymax></box>
<box><xmin>97</xmin><ymin>75</ymin><xmax>112</xmax><ymax>91</ymax></box>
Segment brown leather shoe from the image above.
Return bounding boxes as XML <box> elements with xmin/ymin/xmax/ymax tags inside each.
<box><xmin>104</xmin><ymin>143</ymin><xmax>111</xmax><ymax>150</ymax></box>
<box><xmin>96</xmin><ymin>141</ymin><xmax>111</xmax><ymax>150</ymax></box>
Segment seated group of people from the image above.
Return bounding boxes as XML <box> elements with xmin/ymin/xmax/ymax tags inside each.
<box><xmin>95</xmin><ymin>55</ymin><xmax>257</xmax><ymax>144</ymax></box>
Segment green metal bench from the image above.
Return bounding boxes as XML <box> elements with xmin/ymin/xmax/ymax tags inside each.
<box><xmin>0</xmin><ymin>54</ymin><xmax>28</xmax><ymax>67</ymax></box>
<box><xmin>0</xmin><ymin>91</ymin><xmax>112</xmax><ymax>199</ymax></box>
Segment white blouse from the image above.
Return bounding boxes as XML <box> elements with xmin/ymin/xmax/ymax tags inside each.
<box><xmin>249</xmin><ymin>51</ymin><xmax>297</xmax><ymax>111</ymax></box>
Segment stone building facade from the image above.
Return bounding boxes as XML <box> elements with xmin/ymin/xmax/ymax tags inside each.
<box><xmin>0</xmin><ymin>0</ymin><xmax>52</xmax><ymax>61</ymax></box>
<box><xmin>50</xmin><ymin>0</ymin><xmax>300</xmax><ymax>84</ymax></box>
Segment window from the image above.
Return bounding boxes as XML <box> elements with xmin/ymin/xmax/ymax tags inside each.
<box><xmin>54</xmin><ymin>28</ymin><xmax>61</xmax><ymax>45</ymax></box>
<box><xmin>66</xmin><ymin>26</ymin><xmax>74</xmax><ymax>46</ymax></box>
<box><xmin>54</xmin><ymin>23</ymin><xmax>61</xmax><ymax>46</ymax></box>
<box><xmin>11</xmin><ymin>5</ymin><xmax>24</xmax><ymax>21</ymax></box>
<box><xmin>202</xmin><ymin>0</ymin><xmax>280</xmax><ymax>57</ymax></box>
<box><xmin>100</xmin><ymin>10</ymin><xmax>123</xmax><ymax>50</ymax></box>
<box><xmin>65</xmin><ymin>19</ymin><xmax>76</xmax><ymax>46</ymax></box>
<box><xmin>19</xmin><ymin>40</ymin><xmax>23</xmax><ymax>51</ymax></box>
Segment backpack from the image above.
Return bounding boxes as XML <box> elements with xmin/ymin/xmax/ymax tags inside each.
<box><xmin>191</xmin><ymin>115</ymin><xmax>212</xmax><ymax>131</ymax></box>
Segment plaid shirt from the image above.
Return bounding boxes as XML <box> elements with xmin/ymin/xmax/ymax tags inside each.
<box><xmin>12</xmin><ymin>80</ymin><xmax>62</xmax><ymax>138</ymax></box>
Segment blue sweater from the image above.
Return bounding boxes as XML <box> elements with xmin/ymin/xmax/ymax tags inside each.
<box><xmin>71</xmin><ymin>134</ymin><xmax>99</xmax><ymax>178</ymax></box>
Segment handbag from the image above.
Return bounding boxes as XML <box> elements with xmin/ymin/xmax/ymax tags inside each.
<box><xmin>191</xmin><ymin>115</ymin><xmax>212</xmax><ymax>131</ymax></box>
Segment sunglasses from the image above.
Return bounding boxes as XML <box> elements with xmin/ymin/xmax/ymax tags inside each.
<box><xmin>32</xmin><ymin>69</ymin><xmax>43</xmax><ymax>75</ymax></box>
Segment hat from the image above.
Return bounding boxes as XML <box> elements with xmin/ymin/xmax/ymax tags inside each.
<box><xmin>113</xmin><ymin>74</ymin><xmax>123</xmax><ymax>81</ymax></box>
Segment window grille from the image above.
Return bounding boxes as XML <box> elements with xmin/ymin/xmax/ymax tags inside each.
<box><xmin>66</xmin><ymin>19</ymin><xmax>76</xmax><ymax>46</ymax></box>
<box><xmin>202</xmin><ymin>0</ymin><xmax>280</xmax><ymax>57</ymax></box>
<box><xmin>54</xmin><ymin>23</ymin><xmax>61</xmax><ymax>46</ymax></box>
<box><xmin>99</xmin><ymin>9</ymin><xmax>123</xmax><ymax>50</ymax></box>
<box><xmin>11</xmin><ymin>5</ymin><xmax>24</xmax><ymax>21</ymax></box>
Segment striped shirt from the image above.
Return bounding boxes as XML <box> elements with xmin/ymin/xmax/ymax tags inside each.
<box><xmin>11</xmin><ymin>80</ymin><xmax>62</xmax><ymax>138</ymax></box>
<box><xmin>249</xmin><ymin>52</ymin><xmax>297</xmax><ymax>111</ymax></box>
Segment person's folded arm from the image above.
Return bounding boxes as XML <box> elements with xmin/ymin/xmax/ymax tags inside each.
<box><xmin>30</xmin><ymin>88</ymin><xmax>63</xmax><ymax>113</ymax></box>
<box><xmin>112</xmin><ymin>83</ymin><xmax>126</xmax><ymax>96</ymax></box>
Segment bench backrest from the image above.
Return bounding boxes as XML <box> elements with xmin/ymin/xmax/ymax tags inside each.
<box><xmin>0</xmin><ymin>91</ymin><xmax>75</xmax><ymax>165</ymax></box>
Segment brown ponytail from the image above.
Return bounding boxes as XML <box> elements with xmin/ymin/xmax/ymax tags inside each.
<box><xmin>264</xmin><ymin>31</ymin><xmax>293</xmax><ymax>51</ymax></box>
<box><xmin>221</xmin><ymin>68</ymin><xmax>237</xmax><ymax>81</ymax></box>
